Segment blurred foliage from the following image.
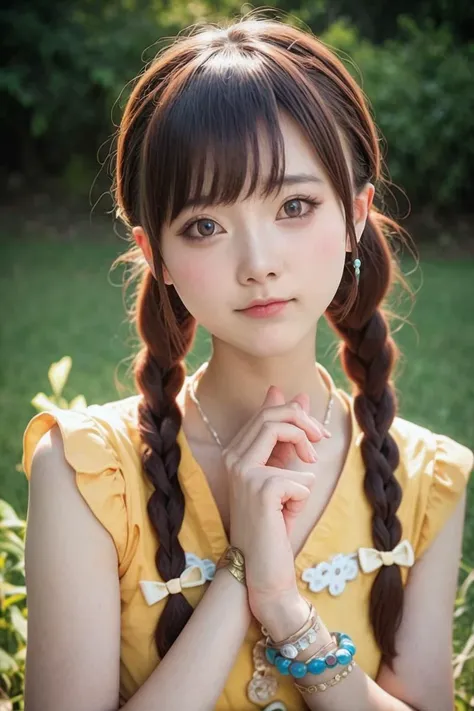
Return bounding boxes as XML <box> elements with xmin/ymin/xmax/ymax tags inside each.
<box><xmin>1</xmin><ymin>0</ymin><xmax>473</xmax><ymax>214</ymax></box>
<box><xmin>0</xmin><ymin>500</ymin><xmax>27</xmax><ymax>711</ymax></box>
<box><xmin>454</xmin><ymin>563</ymin><xmax>474</xmax><ymax>710</ymax></box>
<box><xmin>271</xmin><ymin>0</ymin><xmax>474</xmax><ymax>44</ymax></box>
<box><xmin>320</xmin><ymin>17</ymin><xmax>474</xmax><ymax>211</ymax></box>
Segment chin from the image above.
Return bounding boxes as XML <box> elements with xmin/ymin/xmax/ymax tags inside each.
<box><xmin>232</xmin><ymin>327</ymin><xmax>304</xmax><ymax>359</ymax></box>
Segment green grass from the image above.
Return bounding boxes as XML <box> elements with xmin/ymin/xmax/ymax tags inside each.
<box><xmin>1</xmin><ymin>224</ymin><xmax>473</xmax><ymax>566</ymax></box>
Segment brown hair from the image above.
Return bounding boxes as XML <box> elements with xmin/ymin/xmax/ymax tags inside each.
<box><xmin>112</xmin><ymin>13</ymin><xmax>412</xmax><ymax>669</ymax></box>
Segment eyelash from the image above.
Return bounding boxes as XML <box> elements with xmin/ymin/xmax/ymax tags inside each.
<box><xmin>177</xmin><ymin>195</ymin><xmax>322</xmax><ymax>242</ymax></box>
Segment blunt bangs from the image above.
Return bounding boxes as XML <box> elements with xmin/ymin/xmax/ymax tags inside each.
<box><xmin>140</xmin><ymin>37</ymin><xmax>354</xmax><ymax>238</ymax></box>
<box><xmin>141</xmin><ymin>52</ymin><xmax>290</xmax><ymax>231</ymax></box>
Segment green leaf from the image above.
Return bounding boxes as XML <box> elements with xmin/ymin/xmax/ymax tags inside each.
<box><xmin>48</xmin><ymin>356</ymin><xmax>72</xmax><ymax>397</ymax></box>
<box><xmin>0</xmin><ymin>648</ymin><xmax>18</xmax><ymax>673</ymax></box>
<box><xmin>0</xmin><ymin>502</ymin><xmax>21</xmax><ymax>525</ymax></box>
<box><xmin>9</xmin><ymin>607</ymin><xmax>27</xmax><ymax>642</ymax></box>
<box><xmin>1</xmin><ymin>584</ymin><xmax>27</xmax><ymax>606</ymax></box>
<box><xmin>0</xmin><ymin>541</ymin><xmax>23</xmax><ymax>560</ymax></box>
<box><xmin>14</xmin><ymin>646</ymin><xmax>26</xmax><ymax>662</ymax></box>
<box><xmin>31</xmin><ymin>392</ymin><xmax>57</xmax><ymax>412</ymax></box>
<box><xmin>70</xmin><ymin>395</ymin><xmax>88</xmax><ymax>410</ymax></box>
<box><xmin>459</xmin><ymin>570</ymin><xmax>474</xmax><ymax>598</ymax></box>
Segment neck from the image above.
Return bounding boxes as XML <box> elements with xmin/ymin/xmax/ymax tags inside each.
<box><xmin>190</xmin><ymin>330</ymin><xmax>334</xmax><ymax>447</ymax></box>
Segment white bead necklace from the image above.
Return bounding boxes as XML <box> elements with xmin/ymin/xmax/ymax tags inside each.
<box><xmin>187</xmin><ymin>362</ymin><xmax>335</xmax><ymax>450</ymax></box>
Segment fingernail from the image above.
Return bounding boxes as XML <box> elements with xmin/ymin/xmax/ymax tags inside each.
<box><xmin>324</xmin><ymin>429</ymin><xmax>332</xmax><ymax>438</ymax></box>
<box><xmin>310</xmin><ymin>447</ymin><xmax>318</xmax><ymax>461</ymax></box>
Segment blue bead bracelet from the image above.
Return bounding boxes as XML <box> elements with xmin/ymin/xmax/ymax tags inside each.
<box><xmin>265</xmin><ymin>632</ymin><xmax>356</xmax><ymax>680</ymax></box>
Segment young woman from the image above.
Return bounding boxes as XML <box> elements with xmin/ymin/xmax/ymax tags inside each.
<box><xmin>22</xmin><ymin>14</ymin><xmax>473</xmax><ymax>711</ymax></box>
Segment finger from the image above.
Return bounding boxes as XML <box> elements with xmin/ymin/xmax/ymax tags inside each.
<box><xmin>249</xmin><ymin>464</ymin><xmax>316</xmax><ymax>490</ymax></box>
<box><xmin>224</xmin><ymin>385</ymin><xmax>286</xmax><ymax>454</ymax></box>
<box><xmin>262</xmin><ymin>384</ymin><xmax>286</xmax><ymax>408</ymax></box>
<box><xmin>230</xmin><ymin>401</ymin><xmax>327</xmax><ymax>460</ymax></box>
<box><xmin>289</xmin><ymin>392</ymin><xmax>310</xmax><ymax>414</ymax></box>
<box><xmin>260</xmin><ymin>476</ymin><xmax>311</xmax><ymax>510</ymax></box>
<box><xmin>284</xmin><ymin>496</ymin><xmax>309</xmax><ymax>516</ymax></box>
<box><xmin>237</xmin><ymin>421</ymin><xmax>319</xmax><ymax>469</ymax></box>
<box><xmin>290</xmin><ymin>392</ymin><xmax>331</xmax><ymax>437</ymax></box>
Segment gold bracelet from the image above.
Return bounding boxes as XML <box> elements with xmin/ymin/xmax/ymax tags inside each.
<box><xmin>215</xmin><ymin>546</ymin><xmax>246</xmax><ymax>585</ymax></box>
<box><xmin>294</xmin><ymin>661</ymin><xmax>357</xmax><ymax>695</ymax></box>
<box><xmin>262</xmin><ymin>599</ymin><xmax>316</xmax><ymax>646</ymax></box>
<box><xmin>303</xmin><ymin>634</ymin><xmax>338</xmax><ymax>663</ymax></box>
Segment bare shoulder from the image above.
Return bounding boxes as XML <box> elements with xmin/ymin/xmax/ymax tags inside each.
<box><xmin>25</xmin><ymin>425</ymin><xmax>121</xmax><ymax>711</ymax></box>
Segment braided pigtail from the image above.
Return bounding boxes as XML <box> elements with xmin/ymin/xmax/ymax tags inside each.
<box><xmin>134</xmin><ymin>270</ymin><xmax>197</xmax><ymax>658</ymax></box>
<box><xmin>327</xmin><ymin>211</ymin><xmax>405</xmax><ymax>668</ymax></box>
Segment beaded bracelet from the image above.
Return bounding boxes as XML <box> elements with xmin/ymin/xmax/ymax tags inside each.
<box><xmin>294</xmin><ymin>661</ymin><xmax>357</xmax><ymax>695</ymax></box>
<box><xmin>264</xmin><ymin>632</ymin><xmax>356</xmax><ymax>680</ymax></box>
<box><xmin>304</xmin><ymin>634</ymin><xmax>337</xmax><ymax>662</ymax></box>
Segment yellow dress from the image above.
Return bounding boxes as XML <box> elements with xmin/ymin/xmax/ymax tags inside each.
<box><xmin>21</xmin><ymin>365</ymin><xmax>473</xmax><ymax>710</ymax></box>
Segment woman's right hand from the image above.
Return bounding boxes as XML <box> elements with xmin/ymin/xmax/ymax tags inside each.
<box><xmin>222</xmin><ymin>385</ymin><xmax>329</xmax><ymax>620</ymax></box>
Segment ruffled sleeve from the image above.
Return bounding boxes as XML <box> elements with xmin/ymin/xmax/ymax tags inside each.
<box><xmin>415</xmin><ymin>433</ymin><xmax>474</xmax><ymax>559</ymax></box>
<box><xmin>22</xmin><ymin>406</ymin><xmax>132</xmax><ymax>577</ymax></box>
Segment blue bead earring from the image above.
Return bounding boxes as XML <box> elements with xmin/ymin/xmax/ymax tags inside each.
<box><xmin>353</xmin><ymin>257</ymin><xmax>361</xmax><ymax>285</ymax></box>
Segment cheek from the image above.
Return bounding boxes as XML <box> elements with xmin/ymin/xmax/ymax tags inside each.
<box><xmin>317</xmin><ymin>230</ymin><xmax>345</xmax><ymax>261</ymax></box>
<box><xmin>164</xmin><ymin>248</ymin><xmax>224</xmax><ymax>313</ymax></box>
<box><xmin>298</xmin><ymin>216</ymin><xmax>346</xmax><ymax>306</ymax></box>
<box><xmin>304</xmin><ymin>216</ymin><xmax>346</xmax><ymax>275</ymax></box>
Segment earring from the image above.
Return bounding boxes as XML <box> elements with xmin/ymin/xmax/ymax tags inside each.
<box><xmin>353</xmin><ymin>257</ymin><xmax>361</xmax><ymax>285</ymax></box>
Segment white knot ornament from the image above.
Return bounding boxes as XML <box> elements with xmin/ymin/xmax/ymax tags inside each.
<box><xmin>184</xmin><ymin>552</ymin><xmax>216</xmax><ymax>581</ymax></box>
<box><xmin>301</xmin><ymin>553</ymin><xmax>359</xmax><ymax>597</ymax></box>
<box><xmin>139</xmin><ymin>565</ymin><xmax>206</xmax><ymax>606</ymax></box>
<box><xmin>358</xmin><ymin>539</ymin><xmax>415</xmax><ymax>575</ymax></box>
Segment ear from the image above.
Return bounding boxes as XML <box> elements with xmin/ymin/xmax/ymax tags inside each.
<box><xmin>345</xmin><ymin>182</ymin><xmax>375</xmax><ymax>252</ymax></box>
<box><xmin>162</xmin><ymin>264</ymin><xmax>173</xmax><ymax>286</ymax></box>
<box><xmin>132</xmin><ymin>226</ymin><xmax>154</xmax><ymax>275</ymax></box>
<box><xmin>132</xmin><ymin>226</ymin><xmax>173</xmax><ymax>285</ymax></box>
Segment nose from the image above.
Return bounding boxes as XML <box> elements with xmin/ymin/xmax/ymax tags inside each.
<box><xmin>235</xmin><ymin>227</ymin><xmax>283</xmax><ymax>285</ymax></box>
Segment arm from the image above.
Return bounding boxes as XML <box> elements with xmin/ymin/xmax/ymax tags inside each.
<box><xmin>25</xmin><ymin>425</ymin><xmax>251</xmax><ymax>711</ymax></box>
<box><xmin>260</xmin><ymin>491</ymin><xmax>467</xmax><ymax>711</ymax></box>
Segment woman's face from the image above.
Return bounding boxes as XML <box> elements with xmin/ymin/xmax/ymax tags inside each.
<box><xmin>135</xmin><ymin>112</ymin><xmax>373</xmax><ymax>358</ymax></box>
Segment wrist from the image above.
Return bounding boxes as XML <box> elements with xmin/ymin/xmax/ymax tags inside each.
<box><xmin>212</xmin><ymin>567</ymin><xmax>252</xmax><ymax>620</ymax></box>
<box><xmin>255</xmin><ymin>591</ymin><xmax>310</xmax><ymax>642</ymax></box>
<box><xmin>213</xmin><ymin>565</ymin><xmax>247</xmax><ymax>591</ymax></box>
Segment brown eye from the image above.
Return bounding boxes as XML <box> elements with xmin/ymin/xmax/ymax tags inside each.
<box><xmin>196</xmin><ymin>219</ymin><xmax>216</xmax><ymax>237</ymax></box>
<box><xmin>283</xmin><ymin>199</ymin><xmax>304</xmax><ymax>218</ymax></box>
<box><xmin>180</xmin><ymin>217</ymin><xmax>223</xmax><ymax>241</ymax></box>
<box><xmin>277</xmin><ymin>196</ymin><xmax>321</xmax><ymax>222</ymax></box>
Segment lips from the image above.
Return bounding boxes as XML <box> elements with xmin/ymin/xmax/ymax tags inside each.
<box><xmin>237</xmin><ymin>299</ymin><xmax>293</xmax><ymax>318</ymax></box>
<box><xmin>239</xmin><ymin>298</ymin><xmax>290</xmax><ymax>311</ymax></box>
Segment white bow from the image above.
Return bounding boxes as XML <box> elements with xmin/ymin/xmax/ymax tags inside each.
<box><xmin>139</xmin><ymin>565</ymin><xmax>206</xmax><ymax>606</ymax></box>
<box><xmin>358</xmin><ymin>539</ymin><xmax>415</xmax><ymax>575</ymax></box>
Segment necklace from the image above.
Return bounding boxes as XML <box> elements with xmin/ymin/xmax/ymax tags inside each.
<box><xmin>187</xmin><ymin>362</ymin><xmax>335</xmax><ymax>450</ymax></box>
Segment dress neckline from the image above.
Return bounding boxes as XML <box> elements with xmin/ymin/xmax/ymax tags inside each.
<box><xmin>176</xmin><ymin>363</ymin><xmax>360</xmax><ymax>570</ymax></box>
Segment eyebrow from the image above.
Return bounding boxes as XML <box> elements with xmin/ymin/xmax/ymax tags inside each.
<box><xmin>180</xmin><ymin>174</ymin><xmax>325</xmax><ymax>212</ymax></box>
